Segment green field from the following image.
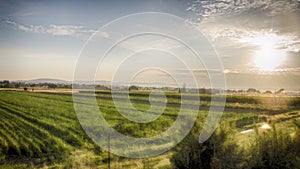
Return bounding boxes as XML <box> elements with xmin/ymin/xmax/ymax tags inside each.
<box><xmin>0</xmin><ymin>90</ymin><xmax>299</xmax><ymax>168</ymax></box>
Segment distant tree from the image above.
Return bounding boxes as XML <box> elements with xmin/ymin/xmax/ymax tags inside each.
<box><xmin>15</xmin><ymin>82</ymin><xmax>21</xmax><ymax>88</ymax></box>
<box><xmin>24</xmin><ymin>87</ymin><xmax>28</xmax><ymax>91</ymax></box>
<box><xmin>227</xmin><ymin>89</ymin><xmax>237</xmax><ymax>93</ymax></box>
<box><xmin>47</xmin><ymin>83</ymin><xmax>57</xmax><ymax>89</ymax></box>
<box><xmin>211</xmin><ymin>89</ymin><xmax>220</xmax><ymax>94</ymax></box>
<box><xmin>95</xmin><ymin>85</ymin><xmax>110</xmax><ymax>90</ymax></box>
<box><xmin>206</xmin><ymin>89</ymin><xmax>214</xmax><ymax>94</ymax></box>
<box><xmin>204</xmin><ymin>89</ymin><xmax>221</xmax><ymax>94</ymax></box>
<box><xmin>199</xmin><ymin>88</ymin><xmax>206</xmax><ymax>94</ymax></box>
<box><xmin>247</xmin><ymin>88</ymin><xmax>257</xmax><ymax>93</ymax></box>
<box><xmin>129</xmin><ymin>85</ymin><xmax>139</xmax><ymax>91</ymax></box>
<box><xmin>264</xmin><ymin>90</ymin><xmax>273</xmax><ymax>94</ymax></box>
<box><xmin>275</xmin><ymin>88</ymin><xmax>284</xmax><ymax>94</ymax></box>
<box><xmin>1</xmin><ymin>80</ymin><xmax>10</xmax><ymax>88</ymax></box>
<box><xmin>179</xmin><ymin>83</ymin><xmax>186</xmax><ymax>93</ymax></box>
<box><xmin>63</xmin><ymin>84</ymin><xmax>72</xmax><ymax>89</ymax></box>
<box><xmin>30</xmin><ymin>84</ymin><xmax>35</xmax><ymax>91</ymax></box>
<box><xmin>238</xmin><ymin>89</ymin><xmax>245</xmax><ymax>93</ymax></box>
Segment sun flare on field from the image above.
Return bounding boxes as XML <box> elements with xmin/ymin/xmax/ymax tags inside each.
<box><xmin>254</xmin><ymin>44</ymin><xmax>286</xmax><ymax>71</ymax></box>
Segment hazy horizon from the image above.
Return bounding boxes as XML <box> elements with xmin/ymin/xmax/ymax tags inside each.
<box><xmin>1</xmin><ymin>77</ymin><xmax>298</xmax><ymax>92</ymax></box>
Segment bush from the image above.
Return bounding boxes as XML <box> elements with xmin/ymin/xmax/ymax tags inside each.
<box><xmin>289</xmin><ymin>98</ymin><xmax>300</xmax><ymax>108</ymax></box>
<box><xmin>170</xmin><ymin>126</ymin><xmax>212</xmax><ymax>169</ymax></box>
<box><xmin>171</xmin><ymin>120</ymin><xmax>300</xmax><ymax>169</ymax></box>
<box><xmin>170</xmin><ymin>122</ymin><xmax>242</xmax><ymax>169</ymax></box>
<box><xmin>0</xmin><ymin>164</ymin><xmax>34</xmax><ymax>169</ymax></box>
<box><xmin>248</xmin><ymin>123</ymin><xmax>300</xmax><ymax>169</ymax></box>
<box><xmin>0</xmin><ymin>148</ymin><xmax>5</xmax><ymax>163</ymax></box>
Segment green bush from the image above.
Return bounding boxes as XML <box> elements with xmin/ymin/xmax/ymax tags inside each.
<box><xmin>0</xmin><ymin>148</ymin><xmax>5</xmax><ymax>163</ymax></box>
<box><xmin>0</xmin><ymin>164</ymin><xmax>34</xmax><ymax>169</ymax></box>
<box><xmin>289</xmin><ymin>98</ymin><xmax>300</xmax><ymax>108</ymax></box>
<box><xmin>170</xmin><ymin>126</ymin><xmax>212</xmax><ymax>168</ymax></box>
<box><xmin>170</xmin><ymin>122</ymin><xmax>242</xmax><ymax>169</ymax></box>
<box><xmin>248</xmin><ymin>123</ymin><xmax>300</xmax><ymax>169</ymax></box>
<box><xmin>171</xmin><ymin>121</ymin><xmax>300</xmax><ymax>169</ymax></box>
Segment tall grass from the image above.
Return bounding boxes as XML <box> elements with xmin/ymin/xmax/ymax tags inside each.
<box><xmin>247</xmin><ymin>122</ymin><xmax>300</xmax><ymax>169</ymax></box>
<box><xmin>289</xmin><ymin>97</ymin><xmax>300</xmax><ymax>108</ymax></box>
<box><xmin>171</xmin><ymin>120</ymin><xmax>300</xmax><ymax>169</ymax></box>
<box><xmin>170</xmin><ymin>121</ymin><xmax>243</xmax><ymax>169</ymax></box>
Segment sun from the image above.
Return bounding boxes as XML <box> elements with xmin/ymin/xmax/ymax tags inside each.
<box><xmin>254</xmin><ymin>44</ymin><xmax>286</xmax><ymax>71</ymax></box>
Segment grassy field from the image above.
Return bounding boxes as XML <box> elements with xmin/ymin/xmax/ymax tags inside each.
<box><xmin>0</xmin><ymin>90</ymin><xmax>299</xmax><ymax>168</ymax></box>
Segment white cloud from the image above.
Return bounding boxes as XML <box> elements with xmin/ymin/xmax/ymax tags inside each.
<box><xmin>174</xmin><ymin>68</ymin><xmax>225</xmax><ymax>75</ymax></box>
<box><xmin>0</xmin><ymin>18</ymin><xmax>109</xmax><ymax>38</ymax></box>
<box><xmin>187</xmin><ymin>0</ymin><xmax>300</xmax><ymax>22</ymax></box>
<box><xmin>97</xmin><ymin>31</ymin><xmax>110</xmax><ymax>38</ymax></box>
<box><xmin>239</xmin><ymin>31</ymin><xmax>300</xmax><ymax>52</ymax></box>
<box><xmin>187</xmin><ymin>0</ymin><xmax>300</xmax><ymax>53</ymax></box>
<box><xmin>223</xmin><ymin>69</ymin><xmax>239</xmax><ymax>74</ymax></box>
<box><xmin>206</xmin><ymin>26</ymin><xmax>300</xmax><ymax>52</ymax></box>
<box><xmin>174</xmin><ymin>66</ymin><xmax>300</xmax><ymax>76</ymax></box>
<box><xmin>118</xmin><ymin>35</ymin><xmax>182</xmax><ymax>52</ymax></box>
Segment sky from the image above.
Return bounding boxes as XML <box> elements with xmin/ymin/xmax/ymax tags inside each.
<box><xmin>0</xmin><ymin>0</ymin><xmax>300</xmax><ymax>91</ymax></box>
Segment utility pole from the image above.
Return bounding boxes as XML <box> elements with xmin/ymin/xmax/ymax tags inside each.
<box><xmin>108</xmin><ymin>121</ymin><xmax>125</xmax><ymax>169</ymax></box>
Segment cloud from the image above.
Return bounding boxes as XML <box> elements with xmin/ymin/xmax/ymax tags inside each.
<box><xmin>97</xmin><ymin>31</ymin><xmax>110</xmax><ymax>38</ymax></box>
<box><xmin>0</xmin><ymin>18</ymin><xmax>109</xmax><ymax>38</ymax></box>
<box><xmin>187</xmin><ymin>0</ymin><xmax>300</xmax><ymax>22</ymax></box>
<box><xmin>174</xmin><ymin>68</ymin><xmax>225</xmax><ymax>74</ymax></box>
<box><xmin>223</xmin><ymin>69</ymin><xmax>239</xmax><ymax>74</ymax></box>
<box><xmin>239</xmin><ymin>31</ymin><xmax>300</xmax><ymax>52</ymax></box>
<box><xmin>186</xmin><ymin>0</ymin><xmax>300</xmax><ymax>58</ymax></box>
<box><xmin>205</xmin><ymin>25</ymin><xmax>300</xmax><ymax>53</ymax></box>
<box><xmin>174</xmin><ymin>66</ymin><xmax>300</xmax><ymax>76</ymax></box>
<box><xmin>117</xmin><ymin>35</ymin><xmax>182</xmax><ymax>52</ymax></box>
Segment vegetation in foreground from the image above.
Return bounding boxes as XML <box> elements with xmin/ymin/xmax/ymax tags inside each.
<box><xmin>0</xmin><ymin>90</ymin><xmax>299</xmax><ymax>168</ymax></box>
<box><xmin>171</xmin><ymin>119</ymin><xmax>300</xmax><ymax>169</ymax></box>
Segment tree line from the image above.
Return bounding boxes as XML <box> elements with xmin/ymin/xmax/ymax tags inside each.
<box><xmin>0</xmin><ymin>80</ymin><xmax>286</xmax><ymax>94</ymax></box>
<box><xmin>0</xmin><ymin>80</ymin><xmax>71</xmax><ymax>89</ymax></box>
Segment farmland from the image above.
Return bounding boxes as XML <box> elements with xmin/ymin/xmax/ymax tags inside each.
<box><xmin>0</xmin><ymin>90</ymin><xmax>299</xmax><ymax>168</ymax></box>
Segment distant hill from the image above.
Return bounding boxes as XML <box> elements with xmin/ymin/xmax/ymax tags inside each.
<box><xmin>24</xmin><ymin>78</ymin><xmax>69</xmax><ymax>84</ymax></box>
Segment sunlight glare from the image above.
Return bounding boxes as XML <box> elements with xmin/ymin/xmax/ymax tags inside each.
<box><xmin>260</xmin><ymin>123</ymin><xmax>271</xmax><ymax>129</ymax></box>
<box><xmin>254</xmin><ymin>43</ymin><xmax>286</xmax><ymax>72</ymax></box>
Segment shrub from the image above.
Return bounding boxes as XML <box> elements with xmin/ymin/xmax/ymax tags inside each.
<box><xmin>289</xmin><ymin>98</ymin><xmax>300</xmax><ymax>108</ymax></box>
<box><xmin>170</xmin><ymin>122</ymin><xmax>242</xmax><ymax>169</ymax></box>
<box><xmin>248</xmin><ymin>123</ymin><xmax>300</xmax><ymax>169</ymax></box>
<box><xmin>0</xmin><ymin>148</ymin><xmax>5</xmax><ymax>163</ymax></box>
<box><xmin>0</xmin><ymin>164</ymin><xmax>34</xmax><ymax>169</ymax></box>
